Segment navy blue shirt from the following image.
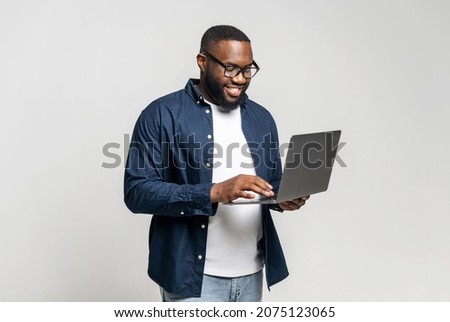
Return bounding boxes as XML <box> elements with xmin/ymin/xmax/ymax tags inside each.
<box><xmin>124</xmin><ymin>79</ymin><xmax>289</xmax><ymax>297</ymax></box>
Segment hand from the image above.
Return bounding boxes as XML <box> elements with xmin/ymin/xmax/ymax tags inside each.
<box><xmin>278</xmin><ymin>195</ymin><xmax>310</xmax><ymax>211</ymax></box>
<box><xmin>210</xmin><ymin>174</ymin><xmax>274</xmax><ymax>203</ymax></box>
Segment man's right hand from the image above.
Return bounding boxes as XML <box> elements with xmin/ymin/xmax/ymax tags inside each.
<box><xmin>210</xmin><ymin>174</ymin><xmax>274</xmax><ymax>204</ymax></box>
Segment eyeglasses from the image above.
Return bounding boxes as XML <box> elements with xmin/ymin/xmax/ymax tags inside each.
<box><xmin>202</xmin><ymin>51</ymin><xmax>260</xmax><ymax>79</ymax></box>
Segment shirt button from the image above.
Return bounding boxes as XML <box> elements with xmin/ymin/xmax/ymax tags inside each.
<box><xmin>180</xmin><ymin>211</ymin><xmax>184</xmax><ymax>215</ymax></box>
<box><xmin>207</xmin><ymin>134</ymin><xmax>212</xmax><ymax>139</ymax></box>
<box><xmin>205</xmin><ymin>109</ymin><xmax>210</xmax><ymax>114</ymax></box>
<box><xmin>197</xmin><ymin>255</ymin><xmax>203</xmax><ymax>260</ymax></box>
<box><xmin>201</xmin><ymin>224</ymin><xmax>206</xmax><ymax>229</ymax></box>
<box><xmin>205</xmin><ymin>162</ymin><xmax>211</xmax><ymax>168</ymax></box>
<box><xmin>196</xmin><ymin>101</ymin><xmax>200</xmax><ymax>104</ymax></box>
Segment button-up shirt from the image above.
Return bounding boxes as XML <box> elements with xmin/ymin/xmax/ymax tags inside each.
<box><xmin>124</xmin><ymin>79</ymin><xmax>289</xmax><ymax>297</ymax></box>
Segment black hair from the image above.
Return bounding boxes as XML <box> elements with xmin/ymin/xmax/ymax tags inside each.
<box><xmin>200</xmin><ymin>25</ymin><xmax>251</xmax><ymax>52</ymax></box>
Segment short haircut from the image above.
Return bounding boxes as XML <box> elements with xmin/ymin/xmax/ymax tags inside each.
<box><xmin>200</xmin><ymin>25</ymin><xmax>251</xmax><ymax>52</ymax></box>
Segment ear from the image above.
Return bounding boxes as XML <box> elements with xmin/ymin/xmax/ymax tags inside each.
<box><xmin>196</xmin><ymin>53</ymin><xmax>206</xmax><ymax>72</ymax></box>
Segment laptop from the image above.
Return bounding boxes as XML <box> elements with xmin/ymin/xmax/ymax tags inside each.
<box><xmin>226</xmin><ymin>130</ymin><xmax>341</xmax><ymax>205</ymax></box>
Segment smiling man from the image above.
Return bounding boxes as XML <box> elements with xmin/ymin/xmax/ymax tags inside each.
<box><xmin>124</xmin><ymin>25</ymin><xmax>308</xmax><ymax>302</ymax></box>
<box><xmin>197</xmin><ymin>39</ymin><xmax>255</xmax><ymax>110</ymax></box>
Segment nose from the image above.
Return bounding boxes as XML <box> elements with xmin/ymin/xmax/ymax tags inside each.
<box><xmin>232</xmin><ymin>71</ymin><xmax>247</xmax><ymax>84</ymax></box>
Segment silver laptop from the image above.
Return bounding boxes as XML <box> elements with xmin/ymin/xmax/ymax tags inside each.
<box><xmin>226</xmin><ymin>130</ymin><xmax>341</xmax><ymax>205</ymax></box>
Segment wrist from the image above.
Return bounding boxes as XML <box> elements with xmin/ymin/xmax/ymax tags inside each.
<box><xmin>210</xmin><ymin>183</ymin><xmax>220</xmax><ymax>203</ymax></box>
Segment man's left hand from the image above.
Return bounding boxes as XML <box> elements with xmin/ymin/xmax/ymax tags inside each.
<box><xmin>278</xmin><ymin>196</ymin><xmax>310</xmax><ymax>211</ymax></box>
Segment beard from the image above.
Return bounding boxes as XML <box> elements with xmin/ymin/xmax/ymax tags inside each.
<box><xmin>203</xmin><ymin>70</ymin><xmax>248</xmax><ymax>111</ymax></box>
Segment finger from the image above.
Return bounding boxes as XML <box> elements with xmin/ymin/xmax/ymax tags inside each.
<box><xmin>298</xmin><ymin>201</ymin><xmax>306</xmax><ymax>208</ymax></box>
<box><xmin>232</xmin><ymin>175</ymin><xmax>274</xmax><ymax>198</ymax></box>
<box><xmin>235</xmin><ymin>174</ymin><xmax>272</xmax><ymax>190</ymax></box>
<box><xmin>245</xmin><ymin>185</ymin><xmax>272</xmax><ymax>198</ymax></box>
<box><xmin>247</xmin><ymin>183</ymin><xmax>274</xmax><ymax>197</ymax></box>
<box><xmin>246</xmin><ymin>176</ymin><xmax>273</xmax><ymax>190</ymax></box>
<box><xmin>287</xmin><ymin>198</ymin><xmax>305</xmax><ymax>206</ymax></box>
<box><xmin>235</xmin><ymin>179</ymin><xmax>272</xmax><ymax>197</ymax></box>
<box><xmin>239</xmin><ymin>190</ymin><xmax>256</xmax><ymax>199</ymax></box>
<box><xmin>279</xmin><ymin>201</ymin><xmax>297</xmax><ymax>211</ymax></box>
<box><xmin>280</xmin><ymin>199</ymin><xmax>305</xmax><ymax>211</ymax></box>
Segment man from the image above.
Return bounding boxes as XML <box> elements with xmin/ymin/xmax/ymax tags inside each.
<box><xmin>124</xmin><ymin>25</ymin><xmax>308</xmax><ymax>302</ymax></box>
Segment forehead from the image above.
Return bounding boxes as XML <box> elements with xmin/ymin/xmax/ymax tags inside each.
<box><xmin>210</xmin><ymin>40</ymin><xmax>253</xmax><ymax>65</ymax></box>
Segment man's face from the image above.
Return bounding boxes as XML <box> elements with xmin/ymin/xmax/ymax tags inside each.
<box><xmin>200</xmin><ymin>40</ymin><xmax>254</xmax><ymax>110</ymax></box>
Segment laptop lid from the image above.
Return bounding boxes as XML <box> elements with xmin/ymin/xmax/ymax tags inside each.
<box><xmin>276</xmin><ymin>130</ymin><xmax>341</xmax><ymax>202</ymax></box>
<box><xmin>227</xmin><ymin>130</ymin><xmax>341</xmax><ymax>204</ymax></box>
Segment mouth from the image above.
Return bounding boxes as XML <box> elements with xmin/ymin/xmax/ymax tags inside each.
<box><xmin>224</xmin><ymin>85</ymin><xmax>243</xmax><ymax>99</ymax></box>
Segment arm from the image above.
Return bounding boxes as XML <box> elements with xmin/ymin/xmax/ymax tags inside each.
<box><xmin>123</xmin><ymin>106</ymin><xmax>214</xmax><ymax>217</ymax></box>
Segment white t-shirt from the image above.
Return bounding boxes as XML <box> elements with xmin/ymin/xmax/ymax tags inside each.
<box><xmin>203</xmin><ymin>103</ymin><xmax>264</xmax><ymax>277</ymax></box>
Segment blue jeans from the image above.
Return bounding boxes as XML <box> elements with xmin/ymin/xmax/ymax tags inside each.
<box><xmin>160</xmin><ymin>270</ymin><xmax>263</xmax><ymax>302</ymax></box>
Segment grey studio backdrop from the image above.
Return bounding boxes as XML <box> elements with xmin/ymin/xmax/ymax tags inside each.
<box><xmin>1</xmin><ymin>0</ymin><xmax>449</xmax><ymax>301</ymax></box>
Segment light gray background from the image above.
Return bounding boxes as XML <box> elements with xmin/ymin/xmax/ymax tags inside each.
<box><xmin>1</xmin><ymin>0</ymin><xmax>449</xmax><ymax>301</ymax></box>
